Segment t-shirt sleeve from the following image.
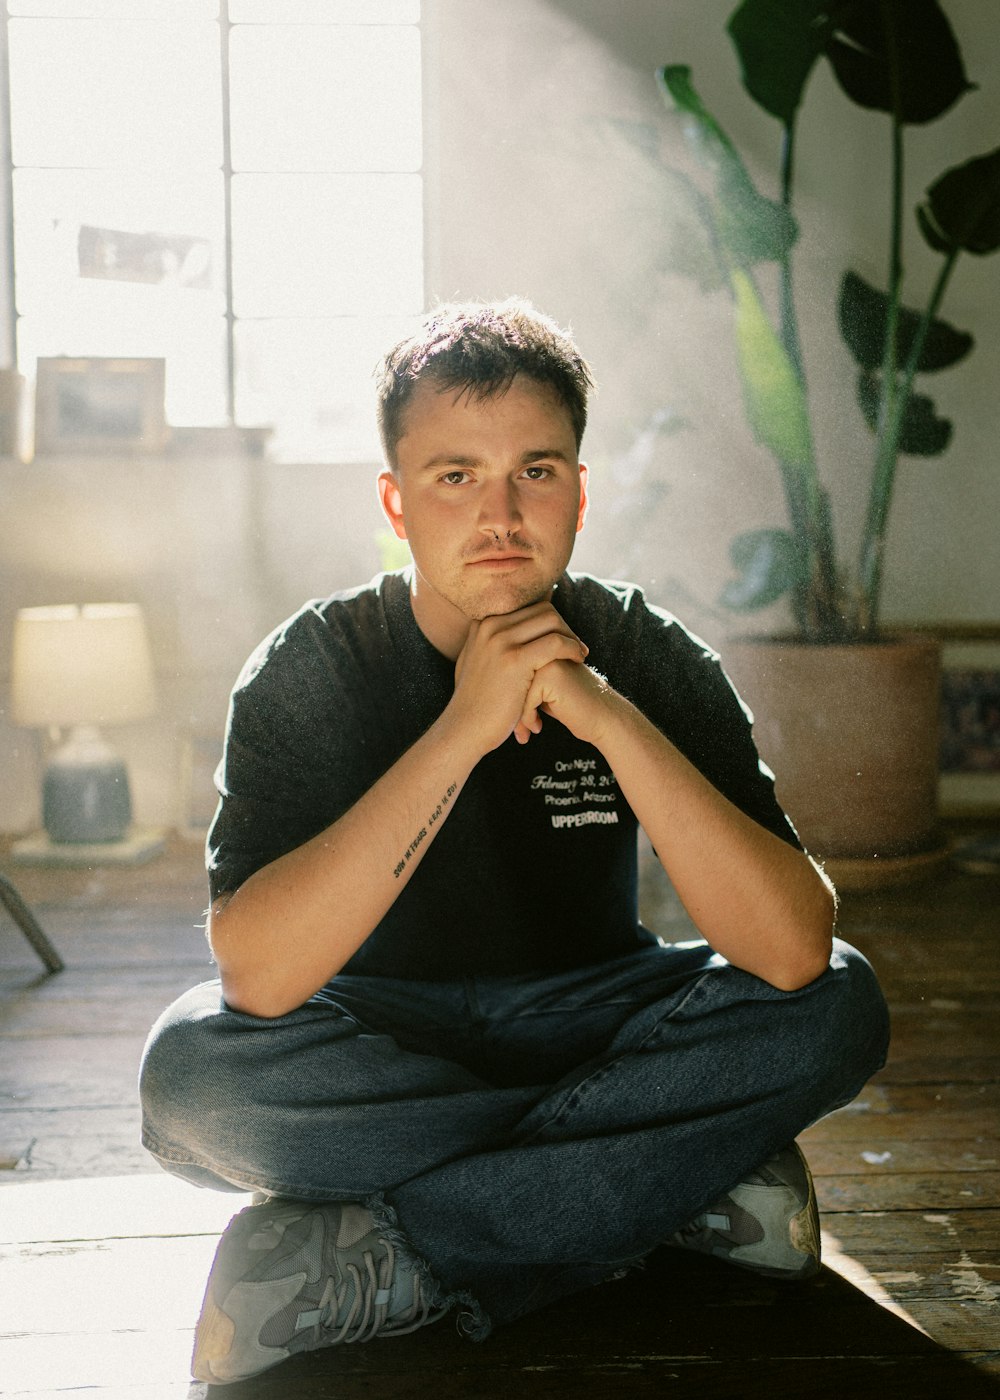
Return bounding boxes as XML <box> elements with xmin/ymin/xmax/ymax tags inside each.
<box><xmin>206</xmin><ymin>613</ymin><xmax>369</xmax><ymax>903</ymax></box>
<box><xmin>612</xmin><ymin>593</ymin><xmax>802</xmax><ymax>851</ymax></box>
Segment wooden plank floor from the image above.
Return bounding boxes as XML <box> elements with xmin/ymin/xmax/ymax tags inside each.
<box><xmin>2</xmin><ymin>834</ymin><xmax>999</xmax><ymax>1398</ymax></box>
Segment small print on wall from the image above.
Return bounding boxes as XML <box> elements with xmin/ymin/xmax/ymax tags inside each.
<box><xmin>33</xmin><ymin>357</ymin><xmax>168</xmax><ymax>456</ymax></box>
<box><xmin>937</xmin><ymin>628</ymin><xmax>1000</xmax><ymax>818</ymax></box>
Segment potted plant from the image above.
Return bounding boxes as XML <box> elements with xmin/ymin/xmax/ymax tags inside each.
<box><xmin>655</xmin><ymin>0</ymin><xmax>1000</xmax><ymax>883</ymax></box>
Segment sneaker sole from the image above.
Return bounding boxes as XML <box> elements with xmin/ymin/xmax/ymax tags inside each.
<box><xmin>786</xmin><ymin>1144</ymin><xmax>821</xmax><ymax>1279</ymax></box>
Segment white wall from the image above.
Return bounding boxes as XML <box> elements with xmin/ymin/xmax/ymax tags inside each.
<box><xmin>2</xmin><ymin>0</ymin><xmax>998</xmax><ymax>834</ymax></box>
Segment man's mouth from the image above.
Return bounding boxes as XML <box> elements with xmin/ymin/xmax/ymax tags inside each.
<box><xmin>467</xmin><ymin>554</ymin><xmax>532</xmax><ymax>567</ymax></box>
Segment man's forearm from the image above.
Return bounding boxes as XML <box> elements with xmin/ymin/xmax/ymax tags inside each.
<box><xmin>593</xmin><ymin>689</ymin><xmax>835</xmax><ymax>990</ymax></box>
<box><xmin>209</xmin><ymin>712</ymin><xmax>479</xmax><ymax>1018</ymax></box>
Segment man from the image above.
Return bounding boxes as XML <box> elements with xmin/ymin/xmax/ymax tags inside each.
<box><xmin>140</xmin><ymin>299</ymin><xmax>889</xmax><ymax>1385</ymax></box>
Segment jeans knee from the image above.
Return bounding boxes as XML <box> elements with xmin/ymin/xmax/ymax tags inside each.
<box><xmin>815</xmin><ymin>938</ymin><xmax>890</xmax><ymax>1089</ymax></box>
<box><xmin>138</xmin><ymin>980</ymin><xmax>226</xmax><ymax>1123</ymax></box>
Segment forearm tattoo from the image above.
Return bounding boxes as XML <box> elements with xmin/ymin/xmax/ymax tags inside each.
<box><xmin>392</xmin><ymin>783</ymin><xmax>458</xmax><ymax>879</ymax></box>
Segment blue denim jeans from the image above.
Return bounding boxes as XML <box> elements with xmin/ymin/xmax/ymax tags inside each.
<box><xmin>139</xmin><ymin>938</ymin><xmax>888</xmax><ymax>1331</ymax></box>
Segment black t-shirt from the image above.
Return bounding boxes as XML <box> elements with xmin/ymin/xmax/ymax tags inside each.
<box><xmin>208</xmin><ymin>570</ymin><xmax>799</xmax><ymax>979</ymax></box>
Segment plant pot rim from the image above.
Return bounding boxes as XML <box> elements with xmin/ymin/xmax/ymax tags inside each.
<box><xmin>725</xmin><ymin>630</ymin><xmax>941</xmax><ymax>651</ymax></box>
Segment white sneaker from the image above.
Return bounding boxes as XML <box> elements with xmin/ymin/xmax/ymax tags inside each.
<box><xmin>667</xmin><ymin>1142</ymin><xmax>821</xmax><ymax>1279</ymax></box>
<box><xmin>192</xmin><ymin>1198</ymin><xmax>446</xmax><ymax>1383</ymax></box>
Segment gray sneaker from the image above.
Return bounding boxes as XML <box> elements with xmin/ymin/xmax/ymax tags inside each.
<box><xmin>667</xmin><ymin>1142</ymin><xmax>821</xmax><ymax>1280</ymax></box>
<box><xmin>191</xmin><ymin>1198</ymin><xmax>446</xmax><ymax>1384</ymax></box>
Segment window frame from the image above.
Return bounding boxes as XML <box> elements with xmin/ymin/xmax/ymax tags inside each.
<box><xmin>0</xmin><ymin>0</ymin><xmax>431</xmax><ymax>459</ymax></box>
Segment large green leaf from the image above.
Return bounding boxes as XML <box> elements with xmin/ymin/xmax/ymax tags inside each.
<box><xmin>917</xmin><ymin>147</ymin><xmax>1000</xmax><ymax>256</ymax></box>
<box><xmin>731</xmin><ymin>269</ymin><xmax>813</xmax><ymax>469</ymax></box>
<box><xmin>727</xmin><ymin>0</ymin><xmax>832</xmax><ymax>125</ymax></box>
<box><xmin>657</xmin><ymin>66</ymin><xmax>798</xmax><ymax>268</ymax></box>
<box><xmin>719</xmin><ymin>528</ymin><xmax>803</xmax><ymax>610</ymax></box>
<box><xmin>824</xmin><ymin>0</ymin><xmax>973</xmax><ymax>124</ymax></box>
<box><xmin>857</xmin><ymin>371</ymin><xmax>953</xmax><ymax>455</ymax></box>
<box><xmin>715</xmin><ymin>164</ymin><xmax>799</xmax><ymax>268</ymax></box>
<box><xmin>838</xmin><ymin>270</ymin><xmax>973</xmax><ymax>372</ymax></box>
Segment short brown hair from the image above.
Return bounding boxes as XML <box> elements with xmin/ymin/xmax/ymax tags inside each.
<box><xmin>376</xmin><ymin>298</ymin><xmax>594</xmax><ymax>465</ymax></box>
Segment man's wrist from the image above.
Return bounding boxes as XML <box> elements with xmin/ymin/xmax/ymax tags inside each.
<box><xmin>565</xmin><ymin>667</ymin><xmax>628</xmax><ymax>753</ymax></box>
<box><xmin>430</xmin><ymin>701</ymin><xmax>493</xmax><ymax>773</ymax></box>
<box><xmin>585</xmin><ymin>683</ymin><xmax>658</xmax><ymax>766</ymax></box>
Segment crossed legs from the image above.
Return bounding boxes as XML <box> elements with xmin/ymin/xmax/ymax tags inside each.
<box><xmin>140</xmin><ymin>938</ymin><xmax>889</xmax><ymax>1328</ymax></box>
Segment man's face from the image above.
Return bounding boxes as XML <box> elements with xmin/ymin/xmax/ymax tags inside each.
<box><xmin>378</xmin><ymin>374</ymin><xmax>589</xmax><ymax>656</ymax></box>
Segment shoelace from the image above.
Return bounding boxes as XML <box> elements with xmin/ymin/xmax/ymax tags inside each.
<box><xmin>309</xmin><ymin>1240</ymin><xmax>437</xmax><ymax>1345</ymax></box>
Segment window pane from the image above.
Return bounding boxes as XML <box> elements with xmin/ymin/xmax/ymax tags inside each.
<box><xmin>13</xmin><ymin>169</ymin><xmax>225</xmax><ymax>315</ymax></box>
<box><xmin>19</xmin><ymin>316</ymin><xmax>228</xmax><ymax>428</ymax></box>
<box><xmin>231</xmin><ymin>174</ymin><xmax>422</xmax><ymax>317</ymax></box>
<box><xmin>231</xmin><ymin>1</ymin><xmax>418</xmax><ymax>22</ymax></box>
<box><xmin>9</xmin><ymin>1</ymin><xmax>216</xmax><ymax>16</ymax></box>
<box><xmin>230</xmin><ymin>25</ymin><xmax>420</xmax><ymax>173</ymax></box>
<box><xmin>234</xmin><ymin>315</ymin><xmax>419</xmax><ymax>462</ymax></box>
<box><xmin>8</xmin><ymin>20</ymin><xmax>222</xmax><ymax>169</ymax></box>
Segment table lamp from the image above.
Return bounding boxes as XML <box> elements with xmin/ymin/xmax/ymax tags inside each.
<box><xmin>11</xmin><ymin>603</ymin><xmax>156</xmax><ymax>844</ymax></box>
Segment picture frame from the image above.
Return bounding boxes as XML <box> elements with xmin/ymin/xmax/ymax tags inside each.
<box><xmin>926</xmin><ymin>624</ymin><xmax>1000</xmax><ymax>818</ymax></box>
<box><xmin>33</xmin><ymin>356</ymin><xmax>168</xmax><ymax>455</ymax></box>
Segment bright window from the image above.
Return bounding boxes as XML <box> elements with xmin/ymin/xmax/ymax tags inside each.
<box><xmin>5</xmin><ymin>0</ymin><xmax>423</xmax><ymax>461</ymax></box>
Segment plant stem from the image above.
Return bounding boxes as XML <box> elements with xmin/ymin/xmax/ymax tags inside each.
<box><xmin>858</xmin><ymin>248</ymin><xmax>960</xmax><ymax>628</ymax></box>
<box><xmin>861</xmin><ymin>0</ymin><xmax>905</xmax><ymax>637</ymax></box>
<box><xmin>778</xmin><ymin>121</ymin><xmax>806</xmax><ymax>387</ymax></box>
<box><xmin>776</xmin><ymin>118</ymin><xmax>843</xmax><ymax>637</ymax></box>
<box><xmin>879</xmin><ymin>61</ymin><xmax>905</xmax><ymax>443</ymax></box>
<box><xmin>900</xmin><ymin>254</ymin><xmax>960</xmax><ymax>404</ymax></box>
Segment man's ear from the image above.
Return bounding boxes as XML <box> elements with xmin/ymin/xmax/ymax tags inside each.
<box><xmin>377</xmin><ymin>470</ymin><xmax>408</xmax><ymax>541</ymax></box>
<box><xmin>576</xmin><ymin>463</ymin><xmax>590</xmax><ymax>533</ymax></box>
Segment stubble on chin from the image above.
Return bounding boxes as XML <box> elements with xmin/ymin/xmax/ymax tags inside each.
<box><xmin>464</xmin><ymin>579</ymin><xmax>554</xmax><ymax>621</ymax></box>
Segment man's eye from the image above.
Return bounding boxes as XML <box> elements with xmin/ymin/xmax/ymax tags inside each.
<box><xmin>441</xmin><ymin>471</ymin><xmax>469</xmax><ymax>485</ymax></box>
<box><xmin>522</xmin><ymin>466</ymin><xmax>551</xmax><ymax>480</ymax></box>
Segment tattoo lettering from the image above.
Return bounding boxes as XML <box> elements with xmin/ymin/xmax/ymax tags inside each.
<box><xmin>392</xmin><ymin>783</ymin><xmax>458</xmax><ymax>879</ymax></box>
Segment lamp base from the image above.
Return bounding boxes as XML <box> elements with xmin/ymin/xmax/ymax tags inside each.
<box><xmin>10</xmin><ymin>827</ymin><xmax>168</xmax><ymax>867</ymax></box>
<box><xmin>42</xmin><ymin>725</ymin><xmax>132</xmax><ymax>843</ymax></box>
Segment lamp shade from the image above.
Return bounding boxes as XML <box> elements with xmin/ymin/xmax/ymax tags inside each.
<box><xmin>11</xmin><ymin>603</ymin><xmax>156</xmax><ymax>729</ymax></box>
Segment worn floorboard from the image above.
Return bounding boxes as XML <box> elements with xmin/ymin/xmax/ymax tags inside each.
<box><xmin>1</xmin><ymin>833</ymin><xmax>999</xmax><ymax>1397</ymax></box>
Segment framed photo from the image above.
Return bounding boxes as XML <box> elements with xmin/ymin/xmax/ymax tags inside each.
<box><xmin>34</xmin><ymin>356</ymin><xmax>168</xmax><ymax>455</ymax></box>
<box><xmin>929</xmin><ymin>625</ymin><xmax>1000</xmax><ymax>817</ymax></box>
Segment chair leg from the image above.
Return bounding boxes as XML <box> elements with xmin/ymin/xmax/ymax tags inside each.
<box><xmin>0</xmin><ymin>873</ymin><xmax>65</xmax><ymax>974</ymax></box>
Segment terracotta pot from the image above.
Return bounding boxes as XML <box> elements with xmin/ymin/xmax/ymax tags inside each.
<box><xmin>722</xmin><ymin>634</ymin><xmax>942</xmax><ymax>862</ymax></box>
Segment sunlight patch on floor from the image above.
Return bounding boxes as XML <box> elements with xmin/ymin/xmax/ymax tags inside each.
<box><xmin>1</xmin><ymin>1171</ymin><xmax>249</xmax><ymax>1245</ymax></box>
<box><xmin>1</xmin><ymin>1173</ymin><xmax>247</xmax><ymax>1395</ymax></box>
<box><xmin>820</xmin><ymin>1227</ymin><xmax>931</xmax><ymax>1335</ymax></box>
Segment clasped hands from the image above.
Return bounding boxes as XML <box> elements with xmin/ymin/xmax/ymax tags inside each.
<box><xmin>451</xmin><ymin>600</ymin><xmax>612</xmax><ymax>755</ymax></box>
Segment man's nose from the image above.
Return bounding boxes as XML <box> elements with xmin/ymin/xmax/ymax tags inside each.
<box><xmin>477</xmin><ymin>480</ymin><xmax>522</xmax><ymax>540</ymax></box>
